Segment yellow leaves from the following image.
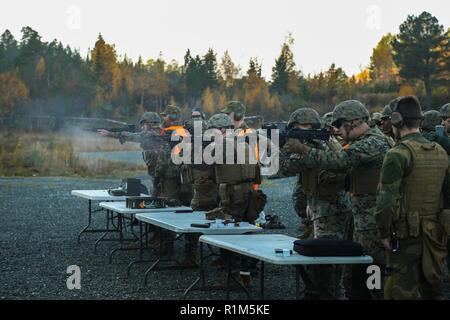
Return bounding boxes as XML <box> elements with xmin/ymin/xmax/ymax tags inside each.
<box><xmin>355</xmin><ymin>68</ymin><xmax>371</xmax><ymax>84</ymax></box>
<box><xmin>399</xmin><ymin>84</ymin><xmax>416</xmax><ymax>96</ymax></box>
<box><xmin>0</xmin><ymin>71</ymin><xmax>29</xmax><ymax>116</ymax></box>
<box><xmin>202</xmin><ymin>87</ymin><xmax>215</xmax><ymax>114</ymax></box>
<box><xmin>35</xmin><ymin>56</ymin><xmax>46</xmax><ymax>79</ymax></box>
<box><xmin>369</xmin><ymin>33</ymin><xmax>398</xmax><ymax>82</ymax></box>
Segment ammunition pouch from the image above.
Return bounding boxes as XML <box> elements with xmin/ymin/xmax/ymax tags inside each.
<box><xmin>349</xmin><ymin>168</ymin><xmax>379</xmax><ymax>195</ymax></box>
<box><xmin>301</xmin><ymin>170</ymin><xmax>345</xmax><ymax>200</ymax></box>
<box><xmin>215</xmin><ymin>164</ymin><xmax>259</xmax><ymax>184</ymax></box>
<box><xmin>164</xmin><ymin>163</ymin><xmax>181</xmax><ymax>181</ymax></box>
<box><xmin>438</xmin><ymin>209</ymin><xmax>450</xmax><ymax>235</ymax></box>
<box><xmin>219</xmin><ymin>182</ymin><xmax>253</xmax><ymax>221</ymax></box>
<box><xmin>421</xmin><ymin>217</ymin><xmax>448</xmax><ymax>287</ymax></box>
<box><xmin>191</xmin><ymin>180</ymin><xmax>218</xmax><ymax>211</ymax></box>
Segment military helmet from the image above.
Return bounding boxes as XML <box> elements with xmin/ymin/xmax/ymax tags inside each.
<box><xmin>372</xmin><ymin>112</ymin><xmax>382</xmax><ymax>122</ymax></box>
<box><xmin>220</xmin><ymin>101</ymin><xmax>246</xmax><ymax>120</ymax></box>
<box><xmin>322</xmin><ymin>112</ymin><xmax>334</xmax><ymax>127</ymax></box>
<box><xmin>161</xmin><ymin>105</ymin><xmax>181</xmax><ymax>116</ymax></box>
<box><xmin>139</xmin><ymin>112</ymin><xmax>161</xmax><ymax>124</ymax></box>
<box><xmin>207</xmin><ymin>113</ymin><xmax>234</xmax><ymax>129</ymax></box>
<box><xmin>381</xmin><ymin>104</ymin><xmax>393</xmax><ymax>120</ymax></box>
<box><xmin>440</xmin><ymin>103</ymin><xmax>450</xmax><ymax>118</ymax></box>
<box><xmin>191</xmin><ymin>107</ymin><xmax>205</xmax><ymax>119</ymax></box>
<box><xmin>422</xmin><ymin>110</ymin><xmax>441</xmax><ymax>131</ymax></box>
<box><xmin>288</xmin><ymin>108</ymin><xmax>321</xmax><ymax>129</ymax></box>
<box><xmin>331</xmin><ymin>100</ymin><xmax>370</xmax><ymax>126</ymax></box>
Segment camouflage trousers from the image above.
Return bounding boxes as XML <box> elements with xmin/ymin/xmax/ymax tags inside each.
<box><xmin>345</xmin><ymin>195</ymin><xmax>385</xmax><ymax>300</ymax></box>
<box><xmin>304</xmin><ymin>197</ymin><xmax>351</xmax><ymax>300</ymax></box>
<box><xmin>191</xmin><ymin>180</ymin><xmax>218</xmax><ymax>211</ymax></box>
<box><xmin>384</xmin><ymin>237</ymin><xmax>442</xmax><ymax>299</ymax></box>
<box><xmin>186</xmin><ymin>181</ymin><xmax>218</xmax><ymax>259</ymax></box>
<box><xmin>159</xmin><ymin>177</ymin><xmax>193</xmax><ymax>207</ymax></box>
<box><xmin>292</xmin><ymin>178</ymin><xmax>307</xmax><ymax>219</ymax></box>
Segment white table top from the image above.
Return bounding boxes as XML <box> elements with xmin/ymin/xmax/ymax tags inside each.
<box><xmin>200</xmin><ymin>234</ymin><xmax>373</xmax><ymax>265</ymax></box>
<box><xmin>99</xmin><ymin>201</ymin><xmax>192</xmax><ymax>215</ymax></box>
<box><xmin>71</xmin><ymin>190</ymin><xmax>129</xmax><ymax>201</ymax></box>
<box><xmin>136</xmin><ymin>211</ymin><xmax>262</xmax><ymax>235</ymax></box>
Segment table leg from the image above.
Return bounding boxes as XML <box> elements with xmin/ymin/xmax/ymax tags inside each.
<box><xmin>183</xmin><ymin>241</ymin><xmax>205</xmax><ymax>299</ymax></box>
<box><xmin>77</xmin><ymin>200</ymin><xmax>92</xmax><ymax>244</ymax></box>
<box><xmin>94</xmin><ymin>210</ymin><xmax>111</xmax><ymax>253</ymax></box>
<box><xmin>108</xmin><ymin>213</ymin><xmax>124</xmax><ymax>264</ymax></box>
<box><xmin>260</xmin><ymin>261</ymin><xmax>265</xmax><ymax>300</ymax></box>
<box><xmin>126</xmin><ymin>221</ymin><xmax>156</xmax><ymax>277</ymax></box>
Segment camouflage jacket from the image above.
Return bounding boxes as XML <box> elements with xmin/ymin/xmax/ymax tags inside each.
<box><xmin>111</xmin><ymin>129</ymin><xmax>161</xmax><ymax>150</ymax></box>
<box><xmin>281</xmin><ymin>141</ymin><xmax>351</xmax><ymax>220</ymax></box>
<box><xmin>374</xmin><ymin>132</ymin><xmax>450</xmax><ymax>239</ymax></box>
<box><xmin>111</xmin><ymin>129</ymin><xmax>162</xmax><ymax>171</ymax></box>
<box><xmin>280</xmin><ymin>127</ymin><xmax>389</xmax><ymax>176</ymax></box>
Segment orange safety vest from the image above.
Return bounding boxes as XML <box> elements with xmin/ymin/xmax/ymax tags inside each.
<box><xmin>236</xmin><ymin>128</ymin><xmax>260</xmax><ymax>190</ymax></box>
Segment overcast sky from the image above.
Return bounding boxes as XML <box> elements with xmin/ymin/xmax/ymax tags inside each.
<box><xmin>1</xmin><ymin>0</ymin><xmax>449</xmax><ymax>79</ymax></box>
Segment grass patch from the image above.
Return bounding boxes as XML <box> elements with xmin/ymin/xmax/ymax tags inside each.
<box><xmin>0</xmin><ymin>130</ymin><xmax>146</xmax><ymax>177</ymax></box>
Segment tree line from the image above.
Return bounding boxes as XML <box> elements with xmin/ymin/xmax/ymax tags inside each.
<box><xmin>0</xmin><ymin>11</ymin><xmax>448</xmax><ymax>123</ymax></box>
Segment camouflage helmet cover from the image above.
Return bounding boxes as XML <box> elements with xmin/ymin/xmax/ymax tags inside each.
<box><xmin>288</xmin><ymin>107</ymin><xmax>321</xmax><ymax>128</ymax></box>
<box><xmin>220</xmin><ymin>101</ymin><xmax>246</xmax><ymax>119</ymax></box>
<box><xmin>381</xmin><ymin>102</ymin><xmax>393</xmax><ymax>119</ymax></box>
<box><xmin>322</xmin><ymin>112</ymin><xmax>334</xmax><ymax>127</ymax></box>
<box><xmin>139</xmin><ymin>112</ymin><xmax>161</xmax><ymax>124</ymax></box>
<box><xmin>440</xmin><ymin>103</ymin><xmax>450</xmax><ymax>118</ymax></box>
<box><xmin>372</xmin><ymin>112</ymin><xmax>382</xmax><ymax>122</ymax></box>
<box><xmin>161</xmin><ymin>105</ymin><xmax>182</xmax><ymax>116</ymax></box>
<box><xmin>331</xmin><ymin>100</ymin><xmax>370</xmax><ymax>125</ymax></box>
<box><xmin>207</xmin><ymin>113</ymin><xmax>234</xmax><ymax>129</ymax></box>
<box><xmin>422</xmin><ymin>110</ymin><xmax>441</xmax><ymax>131</ymax></box>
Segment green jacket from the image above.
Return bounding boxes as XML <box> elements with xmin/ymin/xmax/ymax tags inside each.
<box><xmin>374</xmin><ymin>132</ymin><xmax>450</xmax><ymax>238</ymax></box>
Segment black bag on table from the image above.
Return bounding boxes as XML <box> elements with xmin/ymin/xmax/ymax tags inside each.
<box><xmin>293</xmin><ymin>238</ymin><xmax>364</xmax><ymax>257</ymax></box>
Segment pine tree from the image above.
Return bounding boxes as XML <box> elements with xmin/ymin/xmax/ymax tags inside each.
<box><xmin>392</xmin><ymin>11</ymin><xmax>447</xmax><ymax>106</ymax></box>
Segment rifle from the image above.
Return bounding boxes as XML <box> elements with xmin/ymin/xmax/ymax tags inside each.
<box><xmin>261</xmin><ymin>122</ymin><xmax>331</xmax><ymax>147</ymax></box>
<box><xmin>94</xmin><ymin>124</ymin><xmax>138</xmax><ymax>133</ymax></box>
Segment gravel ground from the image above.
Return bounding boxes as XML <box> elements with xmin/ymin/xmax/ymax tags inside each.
<box><xmin>1</xmin><ymin>176</ymin><xmax>448</xmax><ymax>300</ymax></box>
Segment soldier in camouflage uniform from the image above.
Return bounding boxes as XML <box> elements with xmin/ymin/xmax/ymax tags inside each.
<box><xmin>206</xmin><ymin>113</ymin><xmax>266</xmax><ymax>287</ymax></box>
<box><xmin>150</xmin><ymin>105</ymin><xmax>194</xmax><ymax>252</ymax></box>
<box><xmin>421</xmin><ymin>110</ymin><xmax>450</xmax><ymax>155</ymax></box>
<box><xmin>282</xmin><ymin>100</ymin><xmax>389</xmax><ymax>299</ymax></box>
<box><xmin>280</xmin><ymin>108</ymin><xmax>352</xmax><ymax>299</ymax></box>
<box><xmin>185</xmin><ymin>107</ymin><xmax>207</xmax><ymax>134</ymax></box>
<box><xmin>439</xmin><ymin>103</ymin><xmax>450</xmax><ymax>275</ymax></box>
<box><xmin>221</xmin><ymin>101</ymin><xmax>249</xmax><ymax>132</ymax></box>
<box><xmin>371</xmin><ymin>112</ymin><xmax>382</xmax><ymax>129</ymax></box>
<box><xmin>440</xmin><ymin>103</ymin><xmax>450</xmax><ymax>134</ymax></box>
<box><xmin>98</xmin><ymin>112</ymin><xmax>162</xmax><ymax>195</ymax></box>
<box><xmin>375</xmin><ymin>96</ymin><xmax>449</xmax><ymax>299</ymax></box>
<box><xmin>381</xmin><ymin>103</ymin><xmax>395</xmax><ymax>142</ymax></box>
<box><xmin>154</xmin><ymin>105</ymin><xmax>193</xmax><ymax>205</ymax></box>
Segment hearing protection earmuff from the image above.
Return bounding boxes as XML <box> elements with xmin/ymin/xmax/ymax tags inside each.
<box><xmin>233</xmin><ymin>104</ymin><xmax>244</xmax><ymax>121</ymax></box>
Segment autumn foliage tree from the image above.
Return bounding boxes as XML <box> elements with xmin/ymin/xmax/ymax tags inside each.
<box><xmin>0</xmin><ymin>71</ymin><xmax>29</xmax><ymax>116</ymax></box>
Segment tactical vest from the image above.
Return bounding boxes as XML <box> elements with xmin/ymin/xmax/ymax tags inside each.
<box><xmin>181</xmin><ymin>164</ymin><xmax>215</xmax><ymax>184</ymax></box>
<box><xmin>395</xmin><ymin>140</ymin><xmax>448</xmax><ymax>238</ymax></box>
<box><xmin>160</xmin><ymin>125</ymin><xmax>189</xmax><ymax>179</ymax></box>
<box><xmin>301</xmin><ymin>169</ymin><xmax>346</xmax><ymax>200</ymax></box>
<box><xmin>214</xmin><ymin>138</ymin><xmax>260</xmax><ymax>185</ymax></box>
<box><xmin>236</xmin><ymin>127</ymin><xmax>260</xmax><ymax>190</ymax></box>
